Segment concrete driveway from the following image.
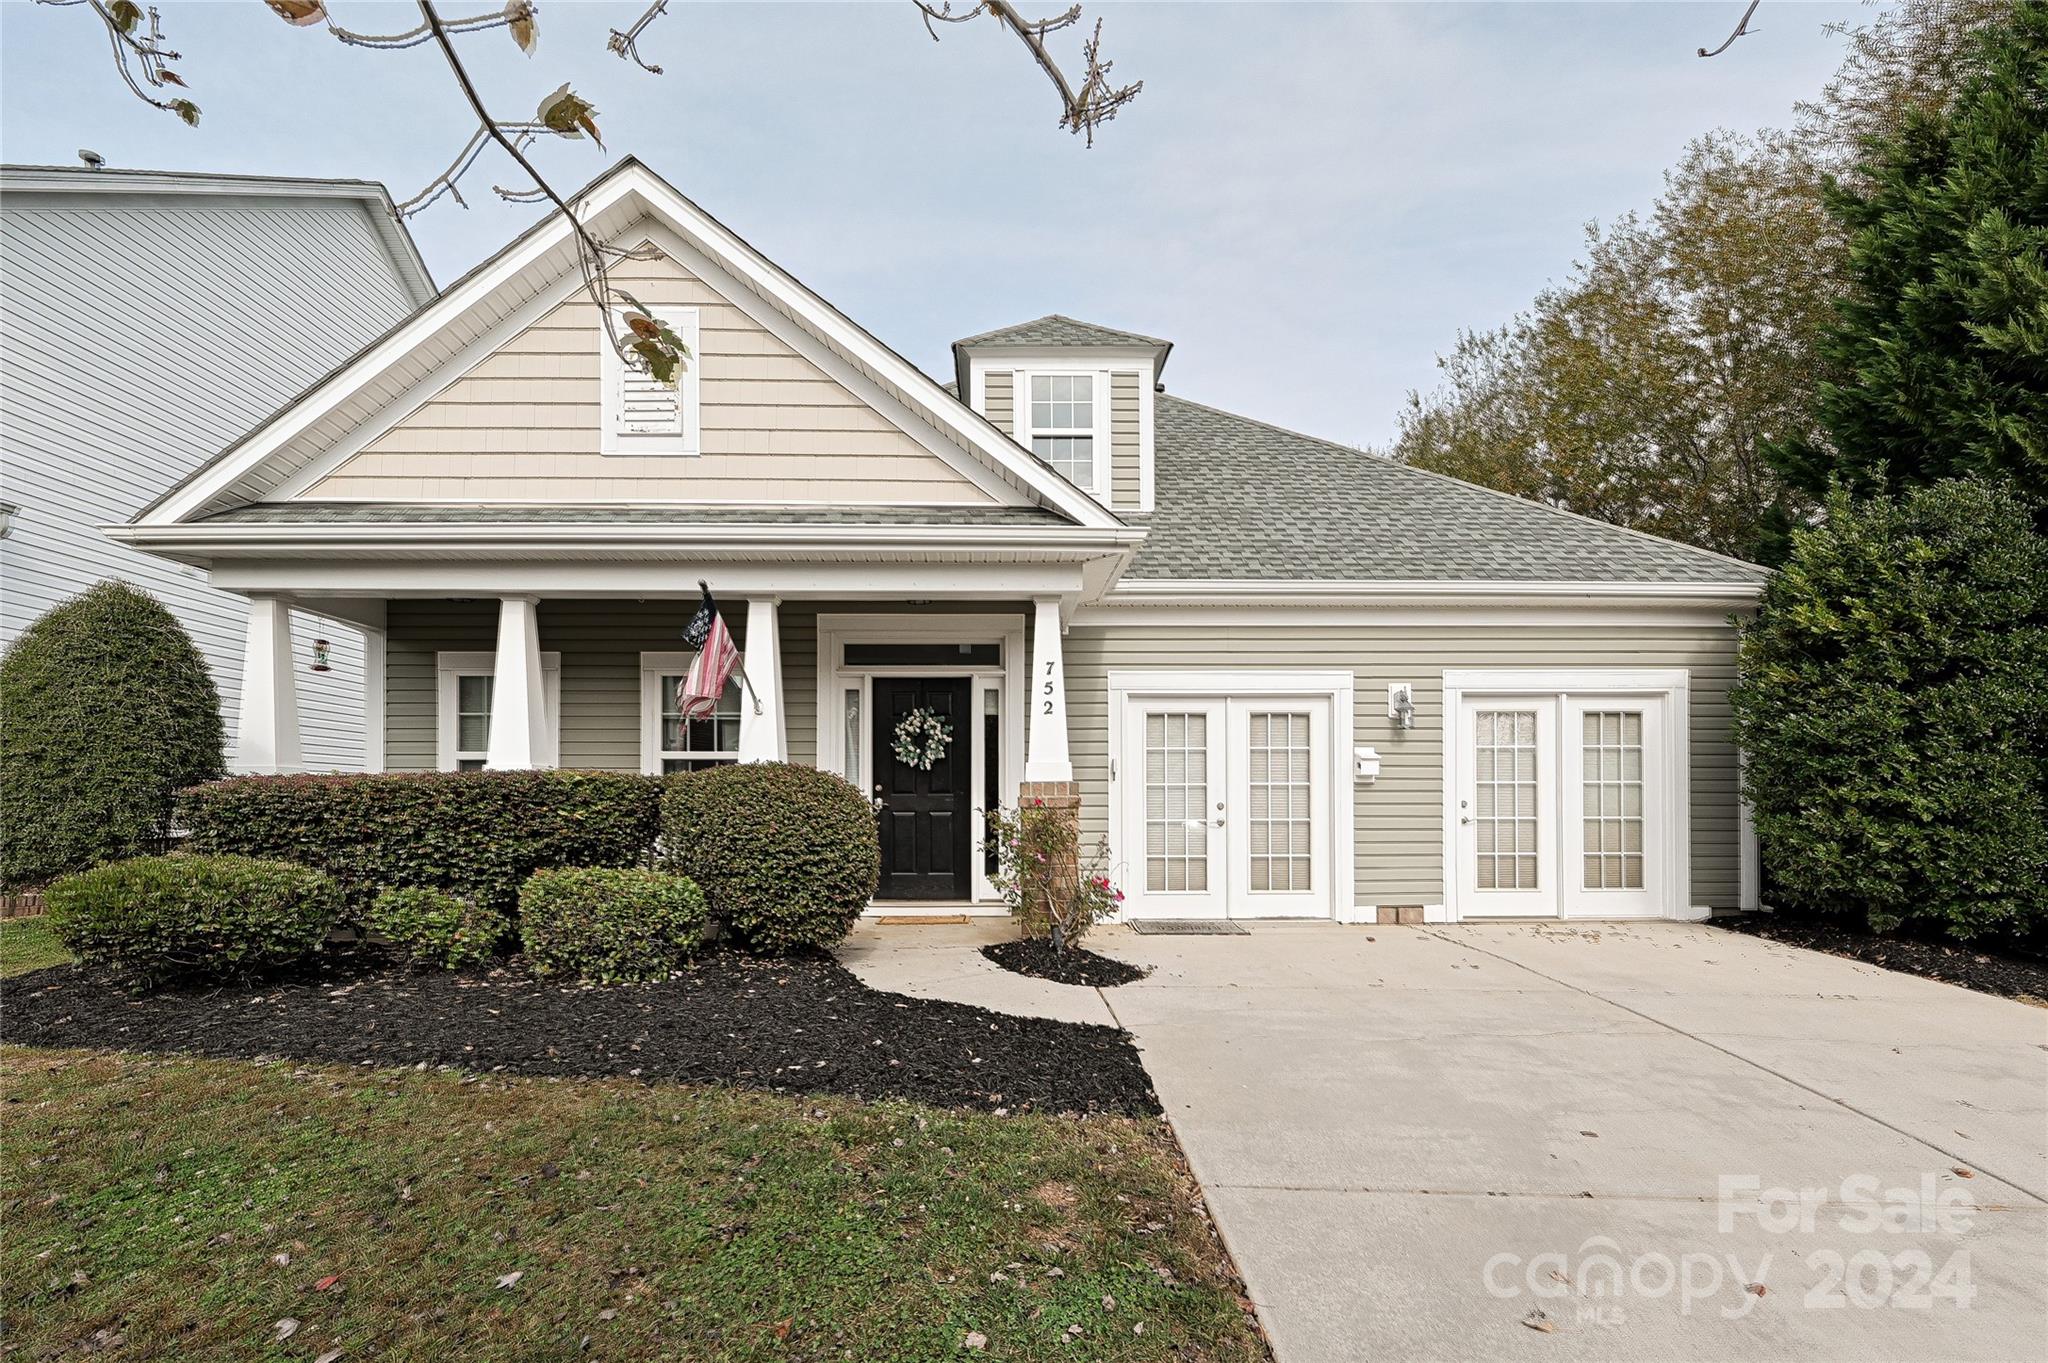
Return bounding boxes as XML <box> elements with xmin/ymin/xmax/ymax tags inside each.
<box><xmin>843</xmin><ymin>919</ymin><xmax>2048</xmax><ymax>1362</ymax></box>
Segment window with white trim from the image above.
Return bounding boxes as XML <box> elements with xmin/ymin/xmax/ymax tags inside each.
<box><xmin>435</xmin><ymin>651</ymin><xmax>561</xmax><ymax>771</ymax></box>
<box><xmin>1026</xmin><ymin>372</ymin><xmax>1097</xmax><ymax>489</ymax></box>
<box><xmin>639</xmin><ymin>652</ymin><xmax>741</xmax><ymax>774</ymax></box>
<box><xmin>600</xmin><ymin>306</ymin><xmax>700</xmax><ymax>456</ymax></box>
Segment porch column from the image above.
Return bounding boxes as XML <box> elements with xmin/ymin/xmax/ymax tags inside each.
<box><xmin>1024</xmin><ymin>596</ymin><xmax>1072</xmax><ymax>784</ymax></box>
<box><xmin>484</xmin><ymin>595</ymin><xmax>550</xmax><ymax>770</ymax></box>
<box><xmin>233</xmin><ymin>594</ymin><xmax>303</xmax><ymax>774</ymax></box>
<box><xmin>737</xmin><ymin>596</ymin><xmax>786</xmax><ymax>763</ymax></box>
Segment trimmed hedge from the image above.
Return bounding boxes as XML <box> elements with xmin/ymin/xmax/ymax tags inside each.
<box><xmin>1</xmin><ymin>582</ymin><xmax>225</xmax><ymax>889</ymax></box>
<box><xmin>45</xmin><ymin>854</ymin><xmax>341</xmax><ymax>985</ymax></box>
<box><xmin>661</xmin><ymin>762</ymin><xmax>878</xmax><ymax>953</ymax></box>
<box><xmin>367</xmin><ymin>886</ymin><xmax>506</xmax><ymax>970</ymax></box>
<box><xmin>178</xmin><ymin>770</ymin><xmax>663</xmax><ymax>914</ymax></box>
<box><xmin>518</xmin><ymin>867</ymin><xmax>708</xmax><ymax>982</ymax></box>
<box><xmin>1731</xmin><ymin>481</ymin><xmax>2048</xmax><ymax>939</ymax></box>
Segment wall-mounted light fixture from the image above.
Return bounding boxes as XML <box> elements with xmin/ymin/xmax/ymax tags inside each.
<box><xmin>310</xmin><ymin>639</ymin><xmax>332</xmax><ymax>673</ymax></box>
<box><xmin>0</xmin><ymin>502</ymin><xmax>17</xmax><ymax>540</ymax></box>
<box><xmin>1388</xmin><ymin>683</ymin><xmax>1416</xmax><ymax>730</ymax></box>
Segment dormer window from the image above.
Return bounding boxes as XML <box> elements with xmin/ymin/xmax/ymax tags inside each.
<box><xmin>600</xmin><ymin>306</ymin><xmax>699</xmax><ymax>455</ymax></box>
<box><xmin>1027</xmin><ymin>373</ymin><xmax>1100</xmax><ymax>490</ymax></box>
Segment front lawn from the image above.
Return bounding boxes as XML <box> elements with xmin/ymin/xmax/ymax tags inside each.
<box><xmin>0</xmin><ymin>915</ymin><xmax>68</xmax><ymax>978</ymax></box>
<box><xmin>2</xmin><ymin>1049</ymin><xmax>1267</xmax><ymax>1362</ymax></box>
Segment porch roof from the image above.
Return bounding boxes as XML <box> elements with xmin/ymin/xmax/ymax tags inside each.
<box><xmin>198</xmin><ymin>504</ymin><xmax>1074</xmax><ymax>528</ymax></box>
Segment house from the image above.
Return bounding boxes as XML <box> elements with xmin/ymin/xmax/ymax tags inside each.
<box><xmin>110</xmin><ymin>159</ymin><xmax>1767</xmax><ymax>924</ymax></box>
<box><xmin>0</xmin><ymin>163</ymin><xmax>437</xmax><ymax>769</ymax></box>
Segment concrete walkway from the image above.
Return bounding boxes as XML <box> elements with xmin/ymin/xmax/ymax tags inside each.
<box><xmin>842</xmin><ymin>918</ymin><xmax>2048</xmax><ymax>1363</ymax></box>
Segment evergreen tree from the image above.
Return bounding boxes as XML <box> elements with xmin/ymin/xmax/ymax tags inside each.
<box><xmin>1772</xmin><ymin>4</ymin><xmax>2048</xmax><ymax>507</ymax></box>
<box><xmin>0</xmin><ymin>581</ymin><xmax>226</xmax><ymax>888</ymax></box>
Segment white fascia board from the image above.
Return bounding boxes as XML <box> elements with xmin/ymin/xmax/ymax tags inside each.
<box><xmin>1099</xmin><ymin>579</ymin><xmax>1766</xmax><ymax>608</ymax></box>
<box><xmin>141</xmin><ymin>162</ymin><xmax>1122</xmax><ymax>531</ymax></box>
<box><xmin>105</xmin><ymin>522</ymin><xmax>1144</xmax><ymax>553</ymax></box>
<box><xmin>201</xmin><ymin>558</ymin><xmax>1094</xmax><ymax>599</ymax></box>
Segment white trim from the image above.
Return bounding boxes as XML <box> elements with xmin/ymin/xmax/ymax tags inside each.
<box><xmin>1072</xmin><ymin>604</ymin><xmax>1744</xmax><ymax>629</ymax></box>
<box><xmin>1102</xmin><ymin>580</ymin><xmax>1766</xmax><ymax>607</ymax></box>
<box><xmin>200</xmin><ymin>560</ymin><xmax>1095</xmax><ymax>600</ymax></box>
<box><xmin>1136</xmin><ymin>371</ymin><xmax>1155</xmax><ymax>513</ymax></box>
<box><xmin>1105</xmin><ymin>668</ymin><xmax>1356</xmax><ymax>923</ymax></box>
<box><xmin>435</xmin><ymin>649</ymin><xmax>560</xmax><ymax>771</ymax></box>
<box><xmin>358</xmin><ymin>601</ymin><xmax>387</xmax><ymax>772</ymax></box>
<box><xmin>140</xmin><ymin>164</ymin><xmax>1125</xmax><ymax>530</ymax></box>
<box><xmin>234</xmin><ymin>595</ymin><xmax>303</xmax><ymax>774</ymax></box>
<box><xmin>1440</xmin><ymin>668</ymin><xmax>1691</xmax><ymax>923</ymax></box>
<box><xmin>815</xmin><ymin>613</ymin><xmax>1026</xmax><ymax>905</ymax></box>
<box><xmin>601</xmin><ymin>305</ymin><xmax>699</xmax><ymax>455</ymax></box>
<box><xmin>638</xmin><ymin>651</ymin><xmax>741</xmax><ymax>775</ymax></box>
<box><xmin>1738</xmin><ymin>747</ymin><xmax>1761</xmax><ymax>912</ymax></box>
<box><xmin>113</xmin><ymin>521</ymin><xmax>1141</xmax><ymax>556</ymax></box>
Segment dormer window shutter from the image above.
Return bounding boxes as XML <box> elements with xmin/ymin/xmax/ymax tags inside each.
<box><xmin>601</xmin><ymin>305</ymin><xmax>700</xmax><ymax>455</ymax></box>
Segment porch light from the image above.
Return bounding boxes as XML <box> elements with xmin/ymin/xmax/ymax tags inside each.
<box><xmin>1388</xmin><ymin>683</ymin><xmax>1416</xmax><ymax>730</ymax></box>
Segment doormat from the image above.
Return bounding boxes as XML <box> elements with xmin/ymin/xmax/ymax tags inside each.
<box><xmin>1128</xmin><ymin>920</ymin><xmax>1248</xmax><ymax>936</ymax></box>
<box><xmin>879</xmin><ymin>914</ymin><xmax>972</xmax><ymax>926</ymax></box>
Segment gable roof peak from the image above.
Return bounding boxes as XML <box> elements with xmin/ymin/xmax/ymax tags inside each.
<box><xmin>953</xmin><ymin>313</ymin><xmax>1172</xmax><ymax>357</ymax></box>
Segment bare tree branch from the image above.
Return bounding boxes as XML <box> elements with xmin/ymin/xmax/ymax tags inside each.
<box><xmin>1698</xmin><ymin>0</ymin><xmax>1763</xmax><ymax>59</ymax></box>
<box><xmin>606</xmin><ymin>0</ymin><xmax>669</xmax><ymax>75</ymax></box>
<box><xmin>37</xmin><ymin>0</ymin><xmax>198</xmax><ymax>123</ymax></box>
<box><xmin>918</xmin><ymin>1</ymin><xmax>1144</xmax><ymax>144</ymax></box>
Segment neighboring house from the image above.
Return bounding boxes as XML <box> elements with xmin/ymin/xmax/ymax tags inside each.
<box><xmin>112</xmin><ymin>159</ymin><xmax>1766</xmax><ymax>924</ymax></box>
<box><xmin>0</xmin><ymin>164</ymin><xmax>437</xmax><ymax>769</ymax></box>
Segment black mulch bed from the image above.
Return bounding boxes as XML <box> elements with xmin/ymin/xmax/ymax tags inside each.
<box><xmin>1</xmin><ymin>951</ymin><xmax>1160</xmax><ymax>1116</ymax></box>
<box><xmin>1717</xmin><ymin>915</ymin><xmax>2048</xmax><ymax>1004</ymax></box>
<box><xmin>981</xmin><ymin>938</ymin><xmax>1150</xmax><ymax>988</ymax></box>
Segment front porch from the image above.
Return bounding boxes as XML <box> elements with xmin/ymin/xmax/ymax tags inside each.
<box><xmin>230</xmin><ymin>590</ymin><xmax>1079</xmax><ymax>912</ymax></box>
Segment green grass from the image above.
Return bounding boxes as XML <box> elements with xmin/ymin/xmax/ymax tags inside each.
<box><xmin>1</xmin><ymin>1049</ymin><xmax>1267</xmax><ymax>1363</ymax></box>
<box><xmin>0</xmin><ymin>916</ymin><xmax>68</xmax><ymax>977</ymax></box>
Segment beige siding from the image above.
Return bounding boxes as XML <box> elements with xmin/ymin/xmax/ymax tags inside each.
<box><xmin>983</xmin><ymin>370</ymin><xmax>1013</xmax><ymax>434</ymax></box>
<box><xmin>1063</xmin><ymin>618</ymin><xmax>1745</xmax><ymax>910</ymax></box>
<box><xmin>1109</xmin><ymin>372</ymin><xmax>1140</xmax><ymax>510</ymax></box>
<box><xmin>309</xmin><ymin>249</ymin><xmax>993</xmax><ymax>505</ymax></box>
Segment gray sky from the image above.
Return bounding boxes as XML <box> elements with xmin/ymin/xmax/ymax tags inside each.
<box><xmin>1</xmin><ymin>1</ymin><xmax>1869</xmax><ymax>449</ymax></box>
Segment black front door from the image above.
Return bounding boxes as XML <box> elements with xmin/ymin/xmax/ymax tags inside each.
<box><xmin>872</xmin><ymin>677</ymin><xmax>972</xmax><ymax>900</ymax></box>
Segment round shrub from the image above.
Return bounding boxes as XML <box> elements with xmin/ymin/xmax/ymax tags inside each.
<box><xmin>660</xmin><ymin>762</ymin><xmax>878</xmax><ymax>953</ymax></box>
<box><xmin>367</xmin><ymin>886</ymin><xmax>506</xmax><ymax>970</ymax></box>
<box><xmin>518</xmin><ymin>867</ymin><xmax>707</xmax><ymax>982</ymax></box>
<box><xmin>1</xmin><ymin>582</ymin><xmax>225</xmax><ymax>889</ymax></box>
<box><xmin>1731</xmin><ymin>481</ymin><xmax>2048</xmax><ymax>939</ymax></box>
<box><xmin>45</xmin><ymin>853</ymin><xmax>341</xmax><ymax>985</ymax></box>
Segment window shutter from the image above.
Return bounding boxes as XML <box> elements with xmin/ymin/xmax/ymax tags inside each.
<box><xmin>617</xmin><ymin>358</ymin><xmax>683</xmax><ymax>436</ymax></box>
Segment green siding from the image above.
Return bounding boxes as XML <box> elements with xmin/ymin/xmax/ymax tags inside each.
<box><xmin>384</xmin><ymin>600</ymin><xmax>1743</xmax><ymax>909</ymax></box>
<box><xmin>1063</xmin><ymin>617</ymin><xmax>1744</xmax><ymax>910</ymax></box>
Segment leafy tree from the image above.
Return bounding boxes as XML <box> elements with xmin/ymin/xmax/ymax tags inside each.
<box><xmin>1771</xmin><ymin>4</ymin><xmax>2048</xmax><ymax>510</ymax></box>
<box><xmin>0</xmin><ymin>582</ymin><xmax>226</xmax><ymax>888</ymax></box>
<box><xmin>1730</xmin><ymin>480</ymin><xmax>2048</xmax><ymax>939</ymax></box>
<box><xmin>1392</xmin><ymin>133</ymin><xmax>1839</xmax><ymax>562</ymax></box>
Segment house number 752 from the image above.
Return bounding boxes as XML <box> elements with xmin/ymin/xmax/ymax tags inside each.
<box><xmin>1043</xmin><ymin>659</ymin><xmax>1058</xmax><ymax>714</ymax></box>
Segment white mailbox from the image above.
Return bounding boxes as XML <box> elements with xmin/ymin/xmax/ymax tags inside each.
<box><xmin>1354</xmin><ymin>746</ymin><xmax>1382</xmax><ymax>783</ymax></box>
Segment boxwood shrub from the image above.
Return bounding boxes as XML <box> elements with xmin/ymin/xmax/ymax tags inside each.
<box><xmin>178</xmin><ymin>770</ymin><xmax>663</xmax><ymax>915</ymax></box>
<box><xmin>1</xmin><ymin>582</ymin><xmax>225</xmax><ymax>889</ymax></box>
<box><xmin>367</xmin><ymin>886</ymin><xmax>506</xmax><ymax>970</ymax></box>
<box><xmin>518</xmin><ymin>867</ymin><xmax>708</xmax><ymax>982</ymax></box>
<box><xmin>1731</xmin><ymin>481</ymin><xmax>2048</xmax><ymax>939</ymax></box>
<box><xmin>45</xmin><ymin>853</ymin><xmax>341</xmax><ymax>985</ymax></box>
<box><xmin>661</xmin><ymin>762</ymin><xmax>878</xmax><ymax>953</ymax></box>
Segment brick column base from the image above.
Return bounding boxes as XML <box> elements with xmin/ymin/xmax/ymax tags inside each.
<box><xmin>1017</xmin><ymin>782</ymin><xmax>1082</xmax><ymax>939</ymax></box>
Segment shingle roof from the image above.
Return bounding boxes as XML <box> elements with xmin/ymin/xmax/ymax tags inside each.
<box><xmin>1127</xmin><ymin>395</ymin><xmax>1769</xmax><ymax>584</ymax></box>
<box><xmin>200</xmin><ymin>503</ymin><xmax>1074</xmax><ymax>527</ymax></box>
<box><xmin>952</xmin><ymin>314</ymin><xmax>1171</xmax><ymax>352</ymax></box>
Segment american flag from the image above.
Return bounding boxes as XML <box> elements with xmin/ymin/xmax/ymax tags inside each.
<box><xmin>677</xmin><ymin>584</ymin><xmax>739</xmax><ymax>719</ymax></box>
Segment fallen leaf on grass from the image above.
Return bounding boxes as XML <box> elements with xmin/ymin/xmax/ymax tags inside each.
<box><xmin>313</xmin><ymin>1274</ymin><xmax>341</xmax><ymax>1292</ymax></box>
<box><xmin>274</xmin><ymin>1319</ymin><xmax>300</xmax><ymax>1342</ymax></box>
<box><xmin>496</xmin><ymin>1271</ymin><xmax>524</xmax><ymax>1290</ymax></box>
<box><xmin>963</xmin><ymin>1331</ymin><xmax>987</xmax><ymax>1350</ymax></box>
